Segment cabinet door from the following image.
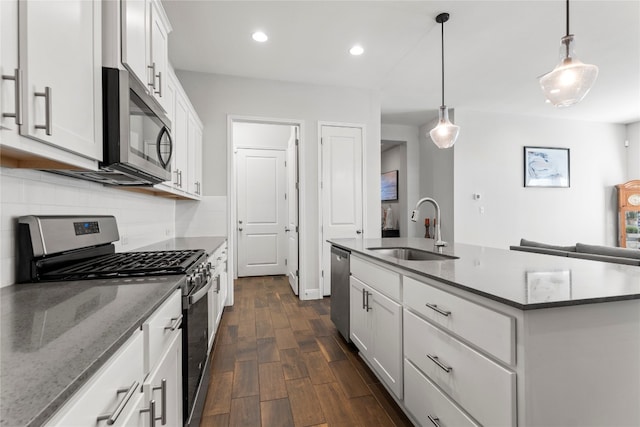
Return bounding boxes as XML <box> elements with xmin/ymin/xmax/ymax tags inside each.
<box><xmin>208</xmin><ymin>285</ymin><xmax>218</xmax><ymax>350</ymax></box>
<box><xmin>160</xmin><ymin>70</ymin><xmax>177</xmax><ymax>188</ymax></box>
<box><xmin>173</xmin><ymin>94</ymin><xmax>189</xmax><ymax>190</ymax></box>
<box><xmin>1</xmin><ymin>0</ymin><xmax>20</xmax><ymax>144</ymax></box>
<box><xmin>349</xmin><ymin>276</ymin><xmax>372</xmax><ymax>356</ymax></box>
<box><xmin>149</xmin><ymin>0</ymin><xmax>168</xmax><ymax>109</ymax></box>
<box><xmin>187</xmin><ymin>112</ymin><xmax>202</xmax><ymax>196</ymax></box>
<box><xmin>18</xmin><ymin>0</ymin><xmax>102</xmax><ymax>160</ymax></box>
<box><xmin>143</xmin><ymin>331</ymin><xmax>182</xmax><ymax>427</ymax></box>
<box><xmin>121</xmin><ymin>0</ymin><xmax>149</xmax><ymax>89</ymax></box>
<box><xmin>370</xmin><ymin>288</ymin><xmax>403</xmax><ymax>399</ymax></box>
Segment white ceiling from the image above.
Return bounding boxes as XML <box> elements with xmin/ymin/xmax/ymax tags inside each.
<box><xmin>162</xmin><ymin>0</ymin><xmax>640</xmax><ymax>127</ymax></box>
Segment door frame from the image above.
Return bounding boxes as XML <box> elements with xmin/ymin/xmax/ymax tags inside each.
<box><xmin>227</xmin><ymin>115</ymin><xmax>305</xmax><ymax>304</ymax></box>
<box><xmin>317</xmin><ymin>121</ymin><xmax>367</xmax><ymax>296</ymax></box>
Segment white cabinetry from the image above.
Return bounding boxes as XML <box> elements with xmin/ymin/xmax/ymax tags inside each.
<box><xmin>154</xmin><ymin>67</ymin><xmax>203</xmax><ymax>199</ymax></box>
<box><xmin>44</xmin><ymin>332</ymin><xmax>145</xmax><ymax>426</ymax></box>
<box><xmin>45</xmin><ymin>290</ymin><xmax>183</xmax><ymax>427</ymax></box>
<box><xmin>1</xmin><ymin>0</ymin><xmax>102</xmax><ymax>169</ymax></box>
<box><xmin>208</xmin><ymin>241</ymin><xmax>228</xmax><ymax>350</ymax></box>
<box><xmin>121</xmin><ymin>0</ymin><xmax>171</xmax><ymax>110</ymax></box>
<box><xmin>349</xmin><ymin>255</ymin><xmax>403</xmax><ymax>399</ymax></box>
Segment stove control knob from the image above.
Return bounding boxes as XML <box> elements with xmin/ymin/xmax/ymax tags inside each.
<box><xmin>196</xmin><ymin>273</ymin><xmax>204</xmax><ymax>286</ymax></box>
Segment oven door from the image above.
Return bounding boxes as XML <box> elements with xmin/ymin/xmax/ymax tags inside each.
<box><xmin>183</xmin><ymin>276</ymin><xmax>212</xmax><ymax>426</ymax></box>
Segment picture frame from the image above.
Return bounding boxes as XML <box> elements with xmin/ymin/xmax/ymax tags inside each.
<box><xmin>526</xmin><ymin>270</ymin><xmax>572</xmax><ymax>303</ymax></box>
<box><xmin>381</xmin><ymin>170</ymin><xmax>398</xmax><ymax>201</ymax></box>
<box><xmin>524</xmin><ymin>146</ymin><xmax>570</xmax><ymax>188</ymax></box>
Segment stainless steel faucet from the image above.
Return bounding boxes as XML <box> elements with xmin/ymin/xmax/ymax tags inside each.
<box><xmin>411</xmin><ymin>197</ymin><xmax>446</xmax><ymax>250</ymax></box>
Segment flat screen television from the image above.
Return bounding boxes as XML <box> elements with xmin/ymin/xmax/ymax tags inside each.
<box><xmin>381</xmin><ymin>170</ymin><xmax>398</xmax><ymax>201</ymax></box>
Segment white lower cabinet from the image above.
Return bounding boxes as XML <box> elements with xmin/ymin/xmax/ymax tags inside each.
<box><xmin>404</xmin><ymin>359</ymin><xmax>479</xmax><ymax>427</ymax></box>
<box><xmin>208</xmin><ymin>241</ymin><xmax>228</xmax><ymax>350</ymax></box>
<box><xmin>44</xmin><ymin>332</ymin><xmax>145</xmax><ymax>426</ymax></box>
<box><xmin>45</xmin><ymin>290</ymin><xmax>183</xmax><ymax>427</ymax></box>
<box><xmin>349</xmin><ymin>266</ymin><xmax>402</xmax><ymax>399</ymax></box>
<box><xmin>143</xmin><ymin>331</ymin><xmax>182</xmax><ymax>427</ymax></box>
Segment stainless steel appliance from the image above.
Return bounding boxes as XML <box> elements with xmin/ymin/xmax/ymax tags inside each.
<box><xmin>45</xmin><ymin>68</ymin><xmax>172</xmax><ymax>186</ymax></box>
<box><xmin>16</xmin><ymin>215</ymin><xmax>212</xmax><ymax>427</ymax></box>
<box><xmin>330</xmin><ymin>245</ymin><xmax>351</xmax><ymax>342</ymax></box>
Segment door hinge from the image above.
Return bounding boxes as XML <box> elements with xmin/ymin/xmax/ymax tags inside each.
<box><xmin>285</xmin><ymin>160</ymin><xmax>287</xmax><ymax>167</ymax></box>
<box><xmin>295</xmin><ymin>226</ymin><xmax>299</xmax><ymax>233</ymax></box>
<box><xmin>295</xmin><ymin>270</ymin><xmax>299</xmax><ymax>277</ymax></box>
<box><xmin>321</xmin><ymin>270</ymin><xmax>324</xmax><ymax>278</ymax></box>
<box><xmin>285</xmin><ymin>193</ymin><xmax>287</xmax><ymax>200</ymax></box>
<box><xmin>295</xmin><ymin>138</ymin><xmax>299</xmax><ymax>146</ymax></box>
<box><xmin>285</xmin><ymin>258</ymin><xmax>288</xmax><ymax>266</ymax></box>
<box><xmin>295</xmin><ymin>182</ymin><xmax>299</xmax><ymax>190</ymax></box>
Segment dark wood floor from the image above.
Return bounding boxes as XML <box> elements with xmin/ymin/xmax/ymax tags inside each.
<box><xmin>200</xmin><ymin>275</ymin><xmax>413</xmax><ymax>427</ymax></box>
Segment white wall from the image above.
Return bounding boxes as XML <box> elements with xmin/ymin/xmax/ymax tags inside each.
<box><xmin>233</xmin><ymin>122</ymin><xmax>292</xmax><ymax>150</ymax></box>
<box><xmin>627</xmin><ymin>121</ymin><xmax>640</xmax><ymax>179</ymax></box>
<box><xmin>381</xmin><ymin>123</ymin><xmax>421</xmax><ymax>237</ymax></box>
<box><xmin>453</xmin><ymin>110</ymin><xmax>627</xmax><ymax>248</ymax></box>
<box><xmin>0</xmin><ymin>167</ymin><xmax>176</xmax><ymax>287</ymax></box>
<box><xmin>174</xmin><ymin>70</ymin><xmax>381</xmax><ymax>299</ymax></box>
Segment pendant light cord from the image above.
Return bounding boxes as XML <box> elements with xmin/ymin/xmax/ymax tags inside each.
<box><xmin>440</xmin><ymin>18</ymin><xmax>445</xmax><ymax>107</ymax></box>
<box><xmin>566</xmin><ymin>0</ymin><xmax>570</xmax><ymax>37</ymax></box>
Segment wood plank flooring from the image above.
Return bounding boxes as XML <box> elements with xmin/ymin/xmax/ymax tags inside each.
<box><xmin>200</xmin><ymin>275</ymin><xmax>413</xmax><ymax>427</ymax></box>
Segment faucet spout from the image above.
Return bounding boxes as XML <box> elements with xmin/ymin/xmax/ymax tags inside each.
<box><xmin>410</xmin><ymin>197</ymin><xmax>446</xmax><ymax>250</ymax></box>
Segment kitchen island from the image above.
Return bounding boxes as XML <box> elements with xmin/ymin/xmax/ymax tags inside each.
<box><xmin>330</xmin><ymin>237</ymin><xmax>640</xmax><ymax>427</ymax></box>
<box><xmin>0</xmin><ymin>236</ymin><xmax>225</xmax><ymax>427</ymax></box>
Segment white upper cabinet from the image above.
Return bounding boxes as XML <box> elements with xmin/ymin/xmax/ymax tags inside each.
<box><xmin>1</xmin><ymin>0</ymin><xmax>102</xmax><ymax>167</ymax></box>
<box><xmin>121</xmin><ymin>0</ymin><xmax>171</xmax><ymax>110</ymax></box>
<box><xmin>187</xmin><ymin>111</ymin><xmax>203</xmax><ymax>196</ymax></box>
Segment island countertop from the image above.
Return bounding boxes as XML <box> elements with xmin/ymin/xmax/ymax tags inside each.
<box><xmin>329</xmin><ymin>237</ymin><xmax>640</xmax><ymax>310</ymax></box>
<box><xmin>1</xmin><ymin>236</ymin><xmax>226</xmax><ymax>427</ymax></box>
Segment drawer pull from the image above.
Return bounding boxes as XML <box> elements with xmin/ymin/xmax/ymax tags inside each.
<box><xmin>425</xmin><ymin>303</ymin><xmax>451</xmax><ymax>317</ymax></box>
<box><xmin>152</xmin><ymin>379</ymin><xmax>167</xmax><ymax>425</ymax></box>
<box><xmin>140</xmin><ymin>399</ymin><xmax>160</xmax><ymax>427</ymax></box>
<box><xmin>365</xmin><ymin>291</ymin><xmax>372</xmax><ymax>312</ymax></box>
<box><xmin>34</xmin><ymin>87</ymin><xmax>52</xmax><ymax>135</ymax></box>
<box><xmin>362</xmin><ymin>287</ymin><xmax>366</xmax><ymax>310</ymax></box>
<box><xmin>428</xmin><ymin>415</ymin><xmax>442</xmax><ymax>427</ymax></box>
<box><xmin>427</xmin><ymin>354</ymin><xmax>453</xmax><ymax>373</ymax></box>
<box><xmin>96</xmin><ymin>381</ymin><xmax>139</xmax><ymax>424</ymax></box>
<box><xmin>2</xmin><ymin>68</ymin><xmax>23</xmax><ymax>125</ymax></box>
<box><xmin>164</xmin><ymin>315</ymin><xmax>183</xmax><ymax>331</ymax></box>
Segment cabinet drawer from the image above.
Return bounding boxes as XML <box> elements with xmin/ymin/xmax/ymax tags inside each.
<box><xmin>404</xmin><ymin>310</ymin><xmax>516</xmax><ymax>427</ymax></box>
<box><xmin>45</xmin><ymin>332</ymin><xmax>144</xmax><ymax>426</ymax></box>
<box><xmin>404</xmin><ymin>359</ymin><xmax>479</xmax><ymax>427</ymax></box>
<box><xmin>144</xmin><ymin>289</ymin><xmax>182</xmax><ymax>374</ymax></box>
<box><xmin>351</xmin><ymin>255</ymin><xmax>401</xmax><ymax>301</ymax></box>
<box><xmin>404</xmin><ymin>276</ymin><xmax>515</xmax><ymax>365</ymax></box>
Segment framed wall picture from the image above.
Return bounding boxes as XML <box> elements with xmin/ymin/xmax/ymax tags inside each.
<box><xmin>524</xmin><ymin>146</ymin><xmax>570</xmax><ymax>188</ymax></box>
<box><xmin>381</xmin><ymin>170</ymin><xmax>398</xmax><ymax>201</ymax></box>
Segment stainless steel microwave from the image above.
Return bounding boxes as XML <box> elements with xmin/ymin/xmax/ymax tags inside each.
<box><xmin>48</xmin><ymin>67</ymin><xmax>172</xmax><ymax>186</ymax></box>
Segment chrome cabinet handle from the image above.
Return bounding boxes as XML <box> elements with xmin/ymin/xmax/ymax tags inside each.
<box><xmin>173</xmin><ymin>170</ymin><xmax>180</xmax><ymax>186</ymax></box>
<box><xmin>427</xmin><ymin>354</ymin><xmax>452</xmax><ymax>373</ymax></box>
<box><xmin>2</xmin><ymin>69</ymin><xmax>23</xmax><ymax>125</ymax></box>
<box><xmin>178</xmin><ymin>170</ymin><xmax>183</xmax><ymax>188</ymax></box>
<box><xmin>362</xmin><ymin>288</ymin><xmax>366</xmax><ymax>310</ymax></box>
<box><xmin>365</xmin><ymin>291</ymin><xmax>372</xmax><ymax>312</ymax></box>
<box><xmin>154</xmin><ymin>71</ymin><xmax>162</xmax><ymax>96</ymax></box>
<box><xmin>152</xmin><ymin>379</ymin><xmax>167</xmax><ymax>425</ymax></box>
<box><xmin>34</xmin><ymin>87</ymin><xmax>52</xmax><ymax>135</ymax></box>
<box><xmin>96</xmin><ymin>381</ymin><xmax>140</xmax><ymax>424</ymax></box>
<box><xmin>148</xmin><ymin>63</ymin><xmax>157</xmax><ymax>89</ymax></box>
<box><xmin>139</xmin><ymin>399</ymin><xmax>158</xmax><ymax>427</ymax></box>
<box><xmin>215</xmin><ymin>275</ymin><xmax>221</xmax><ymax>293</ymax></box>
<box><xmin>425</xmin><ymin>303</ymin><xmax>451</xmax><ymax>317</ymax></box>
<box><xmin>428</xmin><ymin>415</ymin><xmax>441</xmax><ymax>427</ymax></box>
<box><xmin>164</xmin><ymin>315</ymin><xmax>183</xmax><ymax>331</ymax></box>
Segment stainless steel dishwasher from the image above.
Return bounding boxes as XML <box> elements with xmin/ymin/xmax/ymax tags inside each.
<box><xmin>330</xmin><ymin>245</ymin><xmax>351</xmax><ymax>342</ymax></box>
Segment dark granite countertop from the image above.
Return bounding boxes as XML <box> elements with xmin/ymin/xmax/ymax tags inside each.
<box><xmin>0</xmin><ymin>236</ymin><xmax>226</xmax><ymax>427</ymax></box>
<box><xmin>329</xmin><ymin>237</ymin><xmax>640</xmax><ymax>310</ymax></box>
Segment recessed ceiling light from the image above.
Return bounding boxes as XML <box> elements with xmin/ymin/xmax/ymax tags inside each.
<box><xmin>252</xmin><ymin>31</ymin><xmax>268</xmax><ymax>43</ymax></box>
<box><xmin>349</xmin><ymin>45</ymin><xmax>364</xmax><ymax>56</ymax></box>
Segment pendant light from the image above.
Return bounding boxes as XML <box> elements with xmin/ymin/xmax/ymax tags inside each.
<box><xmin>429</xmin><ymin>12</ymin><xmax>459</xmax><ymax>149</ymax></box>
<box><xmin>539</xmin><ymin>0</ymin><xmax>598</xmax><ymax>107</ymax></box>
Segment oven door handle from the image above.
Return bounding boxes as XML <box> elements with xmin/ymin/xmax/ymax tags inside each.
<box><xmin>188</xmin><ymin>279</ymin><xmax>213</xmax><ymax>305</ymax></box>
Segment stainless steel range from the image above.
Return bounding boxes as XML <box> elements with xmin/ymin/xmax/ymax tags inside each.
<box><xmin>17</xmin><ymin>215</ymin><xmax>213</xmax><ymax>427</ymax></box>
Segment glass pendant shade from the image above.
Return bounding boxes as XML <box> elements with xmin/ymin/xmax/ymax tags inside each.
<box><xmin>429</xmin><ymin>106</ymin><xmax>459</xmax><ymax>149</ymax></box>
<box><xmin>539</xmin><ymin>35</ymin><xmax>598</xmax><ymax>107</ymax></box>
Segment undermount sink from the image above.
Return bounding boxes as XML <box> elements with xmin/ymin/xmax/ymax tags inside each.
<box><xmin>366</xmin><ymin>247</ymin><xmax>458</xmax><ymax>261</ymax></box>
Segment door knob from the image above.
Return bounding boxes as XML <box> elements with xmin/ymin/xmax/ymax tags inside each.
<box><xmin>356</xmin><ymin>229</ymin><xmax>362</xmax><ymax>234</ymax></box>
<box><xmin>285</xmin><ymin>227</ymin><xmax>290</xmax><ymax>232</ymax></box>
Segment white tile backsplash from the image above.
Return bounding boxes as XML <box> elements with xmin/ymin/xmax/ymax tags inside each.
<box><xmin>0</xmin><ymin>167</ymin><xmax>177</xmax><ymax>287</ymax></box>
<box><xmin>176</xmin><ymin>196</ymin><xmax>227</xmax><ymax>237</ymax></box>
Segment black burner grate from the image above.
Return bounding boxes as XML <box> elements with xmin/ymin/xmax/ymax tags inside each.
<box><xmin>40</xmin><ymin>249</ymin><xmax>205</xmax><ymax>281</ymax></box>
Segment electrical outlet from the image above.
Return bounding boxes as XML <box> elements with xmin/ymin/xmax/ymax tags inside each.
<box><xmin>121</xmin><ymin>235</ymin><xmax>129</xmax><ymax>246</ymax></box>
<box><xmin>165</xmin><ymin>228</ymin><xmax>171</xmax><ymax>236</ymax></box>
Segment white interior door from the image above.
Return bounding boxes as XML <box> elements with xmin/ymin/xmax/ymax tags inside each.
<box><xmin>286</xmin><ymin>128</ymin><xmax>299</xmax><ymax>294</ymax></box>
<box><xmin>321</xmin><ymin>125</ymin><xmax>363</xmax><ymax>296</ymax></box>
<box><xmin>237</xmin><ymin>148</ymin><xmax>287</xmax><ymax>277</ymax></box>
